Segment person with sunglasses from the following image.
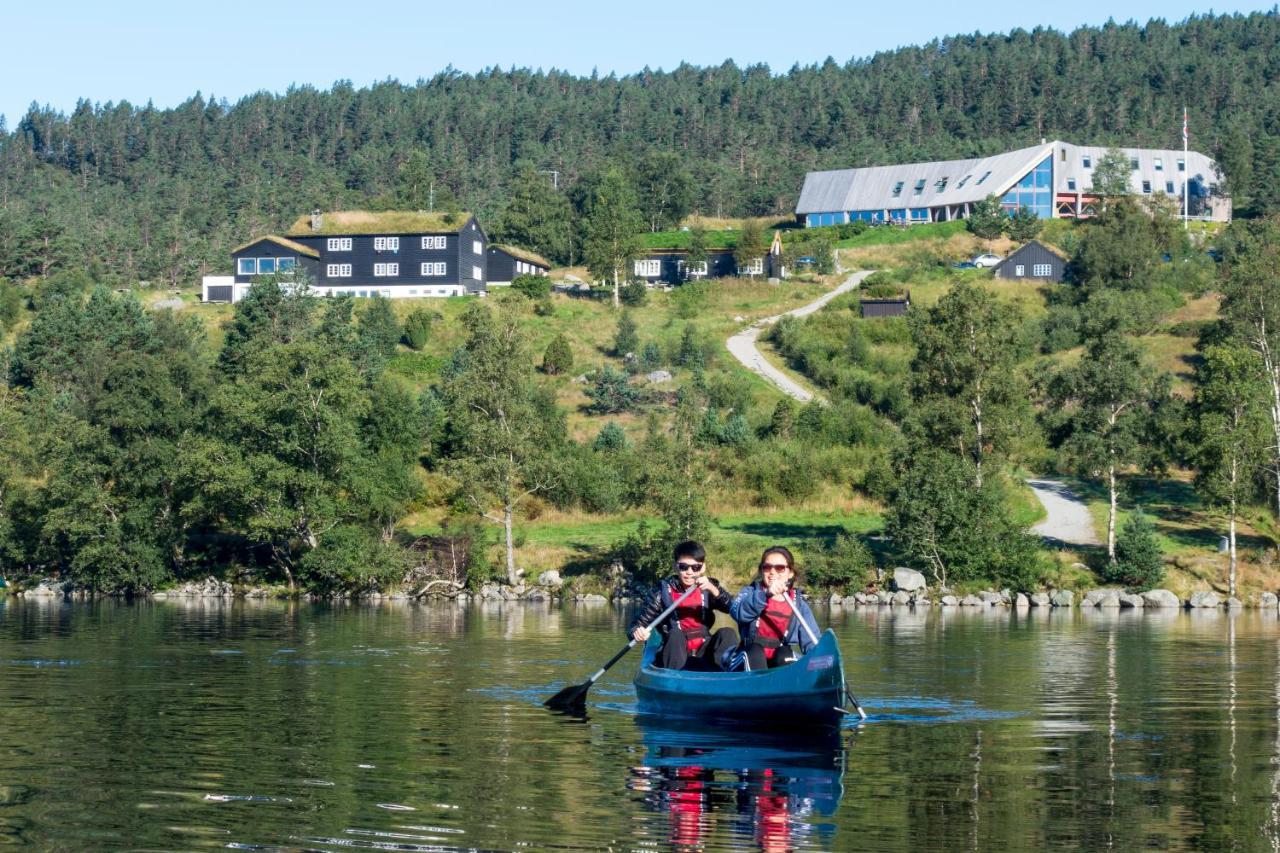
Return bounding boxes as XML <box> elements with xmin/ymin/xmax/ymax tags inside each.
<box><xmin>629</xmin><ymin>540</ymin><xmax>739</xmax><ymax>671</ymax></box>
<box><xmin>730</xmin><ymin>546</ymin><xmax>819</xmax><ymax>671</ymax></box>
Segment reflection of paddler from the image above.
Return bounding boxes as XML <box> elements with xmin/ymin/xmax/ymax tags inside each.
<box><xmin>752</xmin><ymin>768</ymin><xmax>792</xmax><ymax>853</ymax></box>
<box><xmin>667</xmin><ymin>763</ymin><xmax>711</xmax><ymax>849</ymax></box>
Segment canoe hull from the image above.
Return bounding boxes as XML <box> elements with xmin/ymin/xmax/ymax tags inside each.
<box><xmin>634</xmin><ymin>629</ymin><xmax>848</xmax><ymax>727</ymax></box>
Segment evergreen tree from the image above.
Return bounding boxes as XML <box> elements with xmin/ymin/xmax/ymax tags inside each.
<box><xmin>401</xmin><ymin>307</ymin><xmax>437</xmax><ymax>350</ymax></box>
<box><xmin>1105</xmin><ymin>512</ymin><xmax>1165</xmax><ymax>591</ymax></box>
<box><xmin>685</xmin><ymin>225</ymin><xmax>709</xmax><ymax>280</ymax></box>
<box><xmin>634</xmin><ymin>151</ymin><xmax>695</xmax><ymax>232</ymax></box>
<box><xmin>613</xmin><ymin>310</ymin><xmax>638</xmax><ymax>357</ymax></box>
<box><xmin>1006</xmin><ymin>206</ymin><xmax>1043</xmax><ymax>242</ymax></box>
<box><xmin>494</xmin><ymin>167</ymin><xmax>574</xmax><ymax>264</ymax></box>
<box><xmin>541</xmin><ymin>333</ymin><xmax>573</xmax><ymax>376</ymax></box>
<box><xmin>966</xmin><ymin>195</ymin><xmax>1006</xmax><ymax>243</ymax></box>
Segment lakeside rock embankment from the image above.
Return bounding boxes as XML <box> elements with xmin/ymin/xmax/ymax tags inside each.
<box><xmin>1</xmin><ymin>567</ymin><xmax>1273</xmax><ymax>611</ymax></box>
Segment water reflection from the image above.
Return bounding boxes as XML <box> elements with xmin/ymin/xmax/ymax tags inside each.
<box><xmin>629</xmin><ymin>717</ymin><xmax>847</xmax><ymax>851</ymax></box>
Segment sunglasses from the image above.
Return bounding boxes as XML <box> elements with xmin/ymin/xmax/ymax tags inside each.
<box><xmin>676</xmin><ymin>562</ymin><xmax>705</xmax><ymax>573</ymax></box>
<box><xmin>760</xmin><ymin>563</ymin><xmax>791</xmax><ymax>572</ymax></box>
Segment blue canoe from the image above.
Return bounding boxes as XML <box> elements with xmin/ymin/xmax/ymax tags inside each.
<box><xmin>634</xmin><ymin>629</ymin><xmax>849</xmax><ymax>727</ymax></box>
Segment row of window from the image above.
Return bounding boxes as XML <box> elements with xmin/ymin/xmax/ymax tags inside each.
<box><xmin>325</xmin><ymin>287</ymin><xmax>462</xmax><ymax>298</ymax></box>
<box><xmin>890</xmin><ymin>170</ymin><xmax>992</xmax><ymax>199</ymax></box>
<box><xmin>326</xmin><ymin>236</ymin><xmax>454</xmax><ymax>252</ymax></box>
<box><xmin>1077</xmin><ymin>154</ymin><xmax>1186</xmax><ymax>172</ymax></box>
<box><xmin>238</xmin><ymin>256</ymin><xmax>297</xmax><ymax>275</ymax></box>
<box><xmin>633</xmin><ymin>258</ymin><xmax>763</xmax><ymax>276</ymax></box>
<box><xmin>326</xmin><ymin>262</ymin><xmax>454</xmax><ymax>278</ymax></box>
<box><xmin>514</xmin><ymin>260</ymin><xmax>544</xmax><ymax>275</ymax></box>
<box><xmin>1013</xmin><ymin>264</ymin><xmax>1055</xmax><ymax>277</ymax></box>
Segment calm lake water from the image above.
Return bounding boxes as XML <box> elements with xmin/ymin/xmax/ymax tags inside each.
<box><xmin>2</xmin><ymin>598</ymin><xmax>1279</xmax><ymax>851</ymax></box>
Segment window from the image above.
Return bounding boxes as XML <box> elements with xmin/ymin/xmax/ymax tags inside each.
<box><xmin>1015</xmin><ymin>264</ymin><xmax>1025</xmax><ymax>277</ymax></box>
<box><xmin>679</xmin><ymin>260</ymin><xmax>708</xmax><ymax>277</ymax></box>
<box><xmin>420</xmin><ymin>262</ymin><xmax>447</xmax><ymax>276</ymax></box>
<box><xmin>956</xmin><ymin>175</ymin><xmax>971</xmax><ymax>189</ymax></box>
<box><xmin>421</xmin><ymin>236</ymin><xmax>447</xmax><ymax>249</ymax></box>
<box><xmin>1066</xmin><ymin>178</ymin><xmax>1077</xmax><ymax>191</ymax></box>
<box><xmin>1177</xmin><ymin>158</ymin><xmax>1186</xmax><ymax>172</ymax></box>
<box><xmin>740</xmin><ymin>258</ymin><xmax>764</xmax><ymax>275</ymax></box>
<box><xmin>1082</xmin><ymin>156</ymin><xmax>1092</xmax><ymax>169</ymax></box>
<box><xmin>976</xmin><ymin>171</ymin><xmax>992</xmax><ymax>185</ymax></box>
<box><xmin>327</xmin><ymin>264</ymin><xmax>352</xmax><ymax>278</ymax></box>
<box><xmin>327</xmin><ymin>237</ymin><xmax>352</xmax><ymax>251</ymax></box>
<box><xmin>1130</xmin><ymin>157</ymin><xmax>1140</xmax><ymax>170</ymax></box>
<box><xmin>1154</xmin><ymin>157</ymin><xmax>1163</xmax><ymax>171</ymax></box>
<box><xmin>1166</xmin><ymin>181</ymin><xmax>1175</xmax><ymax>194</ymax></box>
<box><xmin>237</xmin><ymin>258</ymin><xmax>256</xmax><ymax>275</ymax></box>
<box><xmin>912</xmin><ymin>179</ymin><xmax>926</xmax><ymax>195</ymax></box>
<box><xmin>934</xmin><ymin>177</ymin><xmax>949</xmax><ymax>192</ymax></box>
<box><xmin>1033</xmin><ymin>264</ymin><xmax>1052</xmax><ymax>277</ymax></box>
<box><xmin>257</xmin><ymin>258</ymin><xmax>277</xmax><ymax>274</ymax></box>
<box><xmin>373</xmin><ymin>236</ymin><xmax>399</xmax><ymax>252</ymax></box>
<box><xmin>409</xmin><ymin>289</ymin><xmax>418</xmax><ymax>295</ymax></box>
<box><xmin>634</xmin><ymin>259</ymin><xmax>661</xmax><ymax>277</ymax></box>
<box><xmin>1142</xmin><ymin>181</ymin><xmax>1152</xmax><ymax>194</ymax></box>
<box><xmin>472</xmin><ymin>240</ymin><xmax>483</xmax><ymax>255</ymax></box>
<box><xmin>891</xmin><ymin>181</ymin><xmax>904</xmax><ymax>197</ymax></box>
<box><xmin>278</xmin><ymin>257</ymin><xmax>296</xmax><ymax>272</ymax></box>
<box><xmin>374</xmin><ymin>262</ymin><xmax>399</xmax><ymax>276</ymax></box>
<box><xmin>472</xmin><ymin>265</ymin><xmax>482</xmax><ymax>280</ymax></box>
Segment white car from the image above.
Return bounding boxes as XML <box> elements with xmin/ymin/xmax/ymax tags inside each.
<box><xmin>972</xmin><ymin>253</ymin><xmax>1002</xmax><ymax>268</ymax></box>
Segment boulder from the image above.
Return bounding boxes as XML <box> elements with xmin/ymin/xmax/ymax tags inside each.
<box><xmin>940</xmin><ymin>595</ymin><xmax>959</xmax><ymax>606</ymax></box>
<box><xmin>1050</xmin><ymin>590</ymin><xmax>1074</xmax><ymax>608</ymax></box>
<box><xmin>980</xmin><ymin>591</ymin><xmax>1004</xmax><ymax>606</ymax></box>
<box><xmin>853</xmin><ymin>592</ymin><xmax>870</xmax><ymax>605</ymax></box>
<box><xmin>960</xmin><ymin>594</ymin><xmax>985</xmax><ymax>607</ymax></box>
<box><xmin>1141</xmin><ymin>589</ymin><xmax>1181</xmax><ymax>608</ymax></box>
<box><xmin>914</xmin><ymin>596</ymin><xmax>932</xmax><ymax>607</ymax></box>
<box><xmin>1227</xmin><ymin>597</ymin><xmax>1243</xmax><ymax>609</ymax></box>
<box><xmin>1097</xmin><ymin>591</ymin><xmax>1122</xmax><ymax>608</ymax></box>
<box><xmin>1119</xmin><ymin>593</ymin><xmax>1145</xmax><ymax>608</ymax></box>
<box><xmin>1083</xmin><ymin>589</ymin><xmax>1118</xmax><ymax>607</ymax></box>
<box><xmin>579</xmin><ymin>593</ymin><xmax>608</xmax><ymax>603</ymax></box>
<box><xmin>1189</xmin><ymin>591</ymin><xmax>1221</xmax><ymax>609</ymax></box>
<box><xmin>525</xmin><ymin>588</ymin><xmax>548</xmax><ymax>601</ymax></box>
<box><xmin>539</xmin><ymin>570</ymin><xmax>563</xmax><ymax>589</ymax></box>
<box><xmin>891</xmin><ymin>590</ymin><xmax>911</xmax><ymax>606</ymax></box>
<box><xmin>877</xmin><ymin>591</ymin><xmax>894</xmax><ymax>605</ymax></box>
<box><xmin>1029</xmin><ymin>592</ymin><xmax>1051</xmax><ymax>607</ymax></box>
<box><xmin>1014</xmin><ymin>593</ymin><xmax>1029</xmax><ymax>609</ymax></box>
<box><xmin>892</xmin><ymin>567</ymin><xmax>927</xmax><ymax>593</ymax></box>
<box><xmin>24</xmin><ymin>578</ymin><xmax>71</xmax><ymax>598</ymax></box>
<box><xmin>645</xmin><ymin>370</ymin><xmax>673</xmax><ymax>384</ymax></box>
<box><xmin>1262</xmin><ymin>592</ymin><xmax>1279</xmax><ymax>608</ymax></box>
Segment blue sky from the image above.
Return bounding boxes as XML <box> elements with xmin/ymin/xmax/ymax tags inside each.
<box><xmin>3</xmin><ymin>1</ymin><xmax>1273</xmax><ymax>125</ymax></box>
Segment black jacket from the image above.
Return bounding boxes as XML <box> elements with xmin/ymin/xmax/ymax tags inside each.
<box><xmin>628</xmin><ymin>576</ymin><xmax>732</xmax><ymax>639</ymax></box>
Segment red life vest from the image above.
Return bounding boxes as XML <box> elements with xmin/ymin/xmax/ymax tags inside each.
<box><xmin>670</xmin><ymin>581</ymin><xmax>710</xmax><ymax>653</ymax></box>
<box><xmin>755</xmin><ymin>596</ymin><xmax>793</xmax><ymax>660</ymax></box>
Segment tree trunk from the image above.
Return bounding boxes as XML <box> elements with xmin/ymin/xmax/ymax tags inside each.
<box><xmin>612</xmin><ymin>267</ymin><xmax>620</xmax><ymax>309</ymax></box>
<box><xmin>503</xmin><ymin>503</ymin><xmax>518</xmax><ymax>586</ymax></box>
<box><xmin>1256</xmin><ymin>312</ymin><xmax>1280</xmax><ymax>516</ymax></box>
<box><xmin>1107</xmin><ymin>462</ymin><xmax>1118</xmax><ymax>562</ymax></box>
<box><xmin>1229</xmin><ymin>496</ymin><xmax>1238</xmax><ymax>598</ymax></box>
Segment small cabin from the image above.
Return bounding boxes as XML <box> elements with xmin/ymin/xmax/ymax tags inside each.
<box><xmin>993</xmin><ymin>240</ymin><xmax>1067</xmax><ymax>283</ymax></box>
<box><xmin>860</xmin><ymin>290</ymin><xmax>911</xmax><ymax>318</ymax></box>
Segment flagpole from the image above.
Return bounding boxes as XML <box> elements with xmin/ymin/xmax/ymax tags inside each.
<box><xmin>1183</xmin><ymin>105</ymin><xmax>1189</xmax><ymax>230</ymax></box>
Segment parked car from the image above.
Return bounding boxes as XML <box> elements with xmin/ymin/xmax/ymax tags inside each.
<box><xmin>972</xmin><ymin>253</ymin><xmax>1002</xmax><ymax>268</ymax></box>
<box><xmin>951</xmin><ymin>260</ymin><xmax>977</xmax><ymax>269</ymax></box>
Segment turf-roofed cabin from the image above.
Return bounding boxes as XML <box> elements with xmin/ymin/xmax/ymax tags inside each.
<box><xmin>205</xmin><ymin>210</ymin><xmax>490</xmax><ymax>303</ymax></box>
<box><xmin>992</xmin><ymin>239</ymin><xmax>1068</xmax><ymax>283</ymax></box>
<box><xmin>631</xmin><ymin>229</ymin><xmax>779</xmax><ymax>286</ymax></box>
<box><xmin>486</xmin><ymin>244</ymin><xmax>551</xmax><ymax>286</ymax></box>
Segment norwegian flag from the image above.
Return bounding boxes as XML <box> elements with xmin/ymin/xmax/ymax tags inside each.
<box><xmin>1182</xmin><ymin>107</ymin><xmax>1188</xmax><ymax>144</ymax></box>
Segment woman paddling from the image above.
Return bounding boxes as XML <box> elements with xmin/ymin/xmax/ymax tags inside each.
<box><xmin>731</xmin><ymin>546</ymin><xmax>819</xmax><ymax>671</ymax></box>
<box><xmin>629</xmin><ymin>540</ymin><xmax>739</xmax><ymax>671</ymax></box>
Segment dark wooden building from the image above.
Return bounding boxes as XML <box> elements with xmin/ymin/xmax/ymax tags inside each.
<box><xmin>993</xmin><ymin>240</ymin><xmax>1067</xmax><ymax>283</ymax></box>
<box><xmin>206</xmin><ymin>210</ymin><xmax>492</xmax><ymax>302</ymax></box>
<box><xmin>486</xmin><ymin>244</ymin><xmax>551</xmax><ymax>286</ymax></box>
<box><xmin>860</xmin><ymin>291</ymin><xmax>911</xmax><ymax>318</ymax></box>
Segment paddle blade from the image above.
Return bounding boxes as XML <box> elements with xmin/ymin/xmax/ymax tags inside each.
<box><xmin>544</xmin><ymin>681</ymin><xmax>591</xmax><ymax>711</ymax></box>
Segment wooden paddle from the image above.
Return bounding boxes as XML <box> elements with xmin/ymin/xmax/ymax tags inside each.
<box><xmin>545</xmin><ymin>582</ymin><xmax>702</xmax><ymax>712</ymax></box>
<box><xmin>783</xmin><ymin>590</ymin><xmax>867</xmax><ymax>721</ymax></box>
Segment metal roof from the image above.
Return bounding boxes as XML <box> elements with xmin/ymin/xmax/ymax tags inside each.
<box><xmin>797</xmin><ymin>140</ymin><xmax>1223</xmax><ymax>214</ymax></box>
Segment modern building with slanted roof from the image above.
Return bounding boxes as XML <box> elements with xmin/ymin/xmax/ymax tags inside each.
<box><xmin>203</xmin><ymin>210</ymin><xmax>492</xmax><ymax>303</ymax></box>
<box><xmin>796</xmin><ymin>140</ymin><xmax>1230</xmax><ymax>227</ymax></box>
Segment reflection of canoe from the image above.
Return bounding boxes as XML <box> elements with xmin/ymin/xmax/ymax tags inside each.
<box><xmin>634</xmin><ymin>628</ymin><xmax>848</xmax><ymax>726</ymax></box>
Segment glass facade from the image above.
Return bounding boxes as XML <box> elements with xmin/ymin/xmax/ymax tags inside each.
<box><xmin>1001</xmin><ymin>156</ymin><xmax>1053</xmax><ymax>218</ymax></box>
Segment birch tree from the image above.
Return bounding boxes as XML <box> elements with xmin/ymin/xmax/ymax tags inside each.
<box><xmin>582</xmin><ymin>169</ymin><xmax>643</xmax><ymax>308</ymax></box>
<box><xmin>1193</xmin><ymin>344</ymin><xmax>1268</xmax><ymax>596</ymax></box>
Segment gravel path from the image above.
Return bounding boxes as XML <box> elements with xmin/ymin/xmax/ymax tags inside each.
<box><xmin>726</xmin><ymin>270</ymin><xmax>876</xmax><ymax>403</ymax></box>
<box><xmin>1027</xmin><ymin>479</ymin><xmax>1100</xmax><ymax>546</ymax></box>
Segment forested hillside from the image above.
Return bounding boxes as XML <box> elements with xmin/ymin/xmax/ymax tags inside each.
<box><xmin>2</xmin><ymin>12</ymin><xmax>1280</xmax><ymax>287</ymax></box>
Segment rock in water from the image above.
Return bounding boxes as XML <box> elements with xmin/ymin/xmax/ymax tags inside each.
<box><xmin>980</xmin><ymin>591</ymin><xmax>1003</xmax><ymax>606</ymax></box>
<box><xmin>891</xmin><ymin>590</ymin><xmax>911</xmax><ymax>606</ymax></box>
<box><xmin>892</xmin><ymin>567</ymin><xmax>927</xmax><ymax>593</ymax></box>
<box><xmin>1050</xmin><ymin>590</ymin><xmax>1074</xmax><ymax>608</ymax></box>
<box><xmin>1261</xmin><ymin>592</ymin><xmax>1278</xmax><ymax>608</ymax></box>
<box><xmin>1014</xmin><ymin>593</ymin><xmax>1029</xmax><ymax>609</ymax></box>
<box><xmin>1119</xmin><ymin>593</ymin><xmax>1145</xmax><ymax>608</ymax></box>
<box><xmin>1029</xmin><ymin>593</ymin><xmax>1051</xmax><ymax>607</ymax></box>
<box><xmin>960</xmin><ymin>594</ymin><xmax>984</xmax><ymax>607</ymax></box>
<box><xmin>1141</xmin><ymin>589</ymin><xmax>1181</xmax><ymax>608</ymax></box>
<box><xmin>940</xmin><ymin>595</ymin><xmax>959</xmax><ymax>606</ymax></box>
<box><xmin>1189</xmin><ymin>591</ymin><xmax>1220</xmax><ymax>609</ymax></box>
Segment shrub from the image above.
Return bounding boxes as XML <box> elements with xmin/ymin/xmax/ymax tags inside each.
<box><xmin>1103</xmin><ymin>512</ymin><xmax>1165</xmax><ymax>590</ymax></box>
<box><xmin>401</xmin><ymin>307</ymin><xmax>439</xmax><ymax>350</ymax></box>
<box><xmin>542</xmin><ymin>333</ymin><xmax>573</xmax><ymax>375</ymax></box>
<box><xmin>593</xmin><ymin>422</ymin><xmax>628</xmax><ymax>452</ymax></box>
<box><xmin>511</xmin><ymin>274</ymin><xmax>551</xmax><ymax>299</ymax></box>
<box><xmin>297</xmin><ymin>526</ymin><xmax>408</xmax><ymax>593</ymax></box>
<box><xmin>803</xmin><ymin>534</ymin><xmax>875</xmax><ymax>591</ymax></box>
<box><xmin>613</xmin><ymin>310</ymin><xmax>638</xmax><ymax>357</ymax></box>
<box><xmin>620</xmin><ymin>280</ymin><xmax>648</xmax><ymax>306</ymax></box>
<box><xmin>585</xmin><ymin>365</ymin><xmax>641</xmax><ymax>414</ymax></box>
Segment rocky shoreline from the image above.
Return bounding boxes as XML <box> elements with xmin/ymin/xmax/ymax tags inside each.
<box><xmin>3</xmin><ymin>567</ymin><xmax>1276</xmax><ymax>611</ymax></box>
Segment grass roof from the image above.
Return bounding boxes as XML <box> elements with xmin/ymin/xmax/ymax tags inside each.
<box><xmin>638</xmin><ymin>229</ymin><xmax>740</xmax><ymax>250</ymax></box>
<box><xmin>286</xmin><ymin>210</ymin><xmax>473</xmax><ymax>236</ymax></box>
<box><xmin>493</xmin><ymin>244</ymin><xmax>552</xmax><ymax>268</ymax></box>
<box><xmin>230</xmin><ymin>234</ymin><xmax>320</xmax><ymax>258</ymax></box>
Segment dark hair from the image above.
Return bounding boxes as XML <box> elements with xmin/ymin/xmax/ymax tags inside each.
<box><xmin>758</xmin><ymin>545</ymin><xmax>799</xmax><ymax>584</ymax></box>
<box><xmin>673</xmin><ymin>540</ymin><xmax>706</xmax><ymax>562</ymax></box>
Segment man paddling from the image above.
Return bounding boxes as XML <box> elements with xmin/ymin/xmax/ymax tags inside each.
<box><xmin>629</xmin><ymin>541</ymin><xmax>739</xmax><ymax>671</ymax></box>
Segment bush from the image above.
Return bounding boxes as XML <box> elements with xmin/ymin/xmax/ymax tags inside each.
<box><xmin>542</xmin><ymin>333</ymin><xmax>573</xmax><ymax>375</ymax></box>
<box><xmin>401</xmin><ymin>307</ymin><xmax>439</xmax><ymax>350</ymax></box>
<box><xmin>593</xmin><ymin>422</ymin><xmax>628</xmax><ymax>452</ymax></box>
<box><xmin>0</xmin><ymin>280</ymin><xmax>23</xmax><ymax>332</ymax></box>
<box><xmin>585</xmin><ymin>365</ymin><xmax>641</xmax><ymax>414</ymax></box>
<box><xmin>511</xmin><ymin>273</ymin><xmax>551</xmax><ymax>299</ymax></box>
<box><xmin>297</xmin><ymin>526</ymin><xmax>408</xmax><ymax>593</ymax></box>
<box><xmin>620</xmin><ymin>280</ymin><xmax>648</xmax><ymax>306</ymax></box>
<box><xmin>1103</xmin><ymin>512</ymin><xmax>1165</xmax><ymax>590</ymax></box>
<box><xmin>803</xmin><ymin>534</ymin><xmax>875</xmax><ymax>591</ymax></box>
